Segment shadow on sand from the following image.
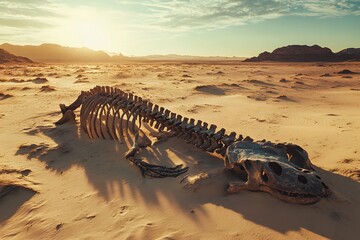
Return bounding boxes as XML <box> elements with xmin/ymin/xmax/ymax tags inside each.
<box><xmin>16</xmin><ymin>121</ymin><xmax>360</xmax><ymax>239</ymax></box>
<box><xmin>0</xmin><ymin>186</ymin><xmax>37</xmax><ymax>223</ymax></box>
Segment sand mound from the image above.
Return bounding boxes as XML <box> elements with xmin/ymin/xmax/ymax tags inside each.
<box><xmin>0</xmin><ymin>92</ymin><xmax>13</xmax><ymax>100</ymax></box>
<box><xmin>182</xmin><ymin>74</ymin><xmax>192</xmax><ymax>78</ymax></box>
<box><xmin>0</xmin><ymin>184</ymin><xmax>36</xmax><ymax>199</ymax></box>
<box><xmin>114</xmin><ymin>72</ymin><xmax>131</xmax><ymax>79</ymax></box>
<box><xmin>0</xmin><ymin>166</ymin><xmax>37</xmax><ymax>223</ymax></box>
<box><xmin>40</xmin><ymin>85</ymin><xmax>56</xmax><ymax>92</ymax></box>
<box><xmin>279</xmin><ymin>78</ymin><xmax>290</xmax><ymax>83</ymax></box>
<box><xmin>247</xmin><ymin>93</ymin><xmax>268</xmax><ymax>101</ymax></box>
<box><xmin>243</xmin><ymin>79</ymin><xmax>274</xmax><ymax>86</ymax></box>
<box><xmin>194</xmin><ymin>83</ymin><xmax>245</xmax><ymax>96</ymax></box>
<box><xmin>276</xmin><ymin>95</ymin><xmax>295</xmax><ymax>102</ymax></box>
<box><xmin>74</xmin><ymin>79</ymin><xmax>89</xmax><ymax>83</ymax></box>
<box><xmin>4</xmin><ymin>77</ymin><xmax>48</xmax><ymax>84</ymax></box>
<box><xmin>0</xmin><ymin>184</ymin><xmax>37</xmax><ymax>222</ymax></box>
<box><xmin>157</xmin><ymin>72</ymin><xmax>173</xmax><ymax>78</ymax></box>
<box><xmin>31</xmin><ymin>77</ymin><xmax>48</xmax><ymax>84</ymax></box>
<box><xmin>195</xmin><ymin>85</ymin><xmax>226</xmax><ymax>95</ymax></box>
<box><xmin>338</xmin><ymin>69</ymin><xmax>357</xmax><ymax>74</ymax></box>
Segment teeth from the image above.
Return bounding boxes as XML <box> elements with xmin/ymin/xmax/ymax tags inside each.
<box><xmin>275</xmin><ymin>189</ymin><xmax>315</xmax><ymax>198</ymax></box>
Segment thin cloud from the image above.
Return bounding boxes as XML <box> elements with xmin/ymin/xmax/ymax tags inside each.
<box><xmin>0</xmin><ymin>0</ymin><xmax>61</xmax><ymax>29</ymax></box>
<box><xmin>1</xmin><ymin>0</ymin><xmax>358</xmax><ymax>32</ymax></box>
<box><xmin>0</xmin><ymin>18</ymin><xmax>52</xmax><ymax>28</ymax></box>
<box><xmin>118</xmin><ymin>0</ymin><xmax>360</xmax><ymax>31</ymax></box>
<box><xmin>0</xmin><ymin>0</ymin><xmax>358</xmax><ymax>52</ymax></box>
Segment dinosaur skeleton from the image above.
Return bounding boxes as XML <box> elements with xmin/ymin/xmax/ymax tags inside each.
<box><xmin>55</xmin><ymin>85</ymin><xmax>330</xmax><ymax>204</ymax></box>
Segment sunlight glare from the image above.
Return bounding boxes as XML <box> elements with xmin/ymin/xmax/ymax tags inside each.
<box><xmin>66</xmin><ymin>9</ymin><xmax>110</xmax><ymax>50</ymax></box>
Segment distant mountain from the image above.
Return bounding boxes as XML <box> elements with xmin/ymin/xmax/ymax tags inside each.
<box><xmin>141</xmin><ymin>54</ymin><xmax>245</xmax><ymax>61</ymax></box>
<box><xmin>0</xmin><ymin>43</ymin><xmax>130</xmax><ymax>63</ymax></box>
<box><xmin>0</xmin><ymin>48</ymin><xmax>33</xmax><ymax>64</ymax></box>
<box><xmin>0</xmin><ymin>43</ymin><xmax>246</xmax><ymax>63</ymax></box>
<box><xmin>244</xmin><ymin>45</ymin><xmax>360</xmax><ymax>62</ymax></box>
<box><xmin>336</xmin><ymin>48</ymin><xmax>360</xmax><ymax>61</ymax></box>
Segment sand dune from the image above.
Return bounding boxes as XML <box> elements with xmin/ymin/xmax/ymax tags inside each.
<box><xmin>0</xmin><ymin>62</ymin><xmax>359</xmax><ymax>239</ymax></box>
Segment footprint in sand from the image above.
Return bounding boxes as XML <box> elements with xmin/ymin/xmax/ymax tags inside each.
<box><xmin>111</xmin><ymin>205</ymin><xmax>131</xmax><ymax>217</ymax></box>
<box><xmin>55</xmin><ymin>223</ymin><xmax>64</xmax><ymax>231</ymax></box>
<box><xmin>74</xmin><ymin>213</ymin><xmax>97</xmax><ymax>221</ymax></box>
<box><xmin>187</xmin><ymin>104</ymin><xmax>221</xmax><ymax>113</ymax></box>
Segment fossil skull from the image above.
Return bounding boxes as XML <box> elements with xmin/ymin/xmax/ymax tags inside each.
<box><xmin>225</xmin><ymin>141</ymin><xmax>330</xmax><ymax>204</ymax></box>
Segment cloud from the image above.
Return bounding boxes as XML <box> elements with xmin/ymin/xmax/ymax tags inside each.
<box><xmin>0</xmin><ymin>0</ymin><xmax>358</xmax><ymax>51</ymax></box>
<box><xmin>1</xmin><ymin>0</ymin><xmax>358</xmax><ymax>32</ymax></box>
<box><xmin>0</xmin><ymin>0</ymin><xmax>61</xmax><ymax>29</ymax></box>
<box><xmin>118</xmin><ymin>0</ymin><xmax>360</xmax><ymax>31</ymax></box>
<box><xmin>293</xmin><ymin>0</ymin><xmax>360</xmax><ymax>16</ymax></box>
<box><xmin>0</xmin><ymin>18</ymin><xmax>52</xmax><ymax>28</ymax></box>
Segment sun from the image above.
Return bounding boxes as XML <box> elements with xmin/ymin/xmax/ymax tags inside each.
<box><xmin>62</xmin><ymin>8</ymin><xmax>111</xmax><ymax>51</ymax></box>
<box><xmin>55</xmin><ymin>7</ymin><xmax>127</xmax><ymax>53</ymax></box>
<box><xmin>71</xmin><ymin>20</ymin><xmax>107</xmax><ymax>50</ymax></box>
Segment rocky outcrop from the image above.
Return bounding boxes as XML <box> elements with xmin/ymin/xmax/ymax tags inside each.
<box><xmin>244</xmin><ymin>45</ymin><xmax>360</xmax><ymax>62</ymax></box>
<box><xmin>0</xmin><ymin>48</ymin><xmax>33</xmax><ymax>64</ymax></box>
<box><xmin>336</xmin><ymin>48</ymin><xmax>360</xmax><ymax>61</ymax></box>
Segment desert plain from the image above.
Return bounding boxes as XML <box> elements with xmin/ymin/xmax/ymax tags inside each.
<box><xmin>0</xmin><ymin>61</ymin><xmax>359</xmax><ymax>239</ymax></box>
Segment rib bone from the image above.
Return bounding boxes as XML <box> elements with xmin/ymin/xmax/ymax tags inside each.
<box><xmin>56</xmin><ymin>86</ymin><xmax>251</xmax><ymax>177</ymax></box>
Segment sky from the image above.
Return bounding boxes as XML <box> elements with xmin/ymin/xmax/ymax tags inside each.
<box><xmin>0</xmin><ymin>0</ymin><xmax>359</xmax><ymax>57</ymax></box>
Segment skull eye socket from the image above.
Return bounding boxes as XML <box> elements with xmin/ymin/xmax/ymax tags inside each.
<box><xmin>244</xmin><ymin>160</ymin><xmax>252</xmax><ymax>170</ymax></box>
<box><xmin>261</xmin><ymin>171</ymin><xmax>268</xmax><ymax>182</ymax></box>
<box><xmin>233</xmin><ymin>164</ymin><xmax>248</xmax><ymax>182</ymax></box>
<box><xmin>268</xmin><ymin>162</ymin><xmax>282</xmax><ymax>176</ymax></box>
<box><xmin>298</xmin><ymin>175</ymin><xmax>308</xmax><ymax>184</ymax></box>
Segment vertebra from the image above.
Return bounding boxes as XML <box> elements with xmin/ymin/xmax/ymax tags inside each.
<box><xmin>55</xmin><ymin>86</ymin><xmax>330</xmax><ymax>204</ymax></box>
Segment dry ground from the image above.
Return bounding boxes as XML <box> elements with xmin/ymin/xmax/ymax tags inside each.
<box><xmin>0</xmin><ymin>62</ymin><xmax>359</xmax><ymax>239</ymax></box>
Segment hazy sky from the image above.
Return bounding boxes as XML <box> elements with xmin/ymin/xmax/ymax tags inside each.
<box><xmin>0</xmin><ymin>0</ymin><xmax>359</xmax><ymax>56</ymax></box>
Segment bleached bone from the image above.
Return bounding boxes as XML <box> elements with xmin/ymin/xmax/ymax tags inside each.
<box><xmin>55</xmin><ymin>86</ymin><xmax>331</xmax><ymax>204</ymax></box>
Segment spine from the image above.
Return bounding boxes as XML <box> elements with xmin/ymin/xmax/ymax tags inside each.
<box><xmin>79</xmin><ymin>86</ymin><xmax>254</xmax><ymax>156</ymax></box>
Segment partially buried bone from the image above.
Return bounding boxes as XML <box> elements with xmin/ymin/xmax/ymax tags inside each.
<box><xmin>55</xmin><ymin>109</ymin><xmax>75</xmax><ymax>125</ymax></box>
<box><xmin>54</xmin><ymin>86</ymin><xmax>330</xmax><ymax>204</ymax></box>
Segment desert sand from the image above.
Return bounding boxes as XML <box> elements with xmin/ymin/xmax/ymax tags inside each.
<box><xmin>0</xmin><ymin>61</ymin><xmax>359</xmax><ymax>239</ymax></box>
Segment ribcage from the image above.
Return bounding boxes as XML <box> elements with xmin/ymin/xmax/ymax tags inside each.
<box><xmin>78</xmin><ymin>86</ymin><xmax>253</xmax><ymax>156</ymax></box>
